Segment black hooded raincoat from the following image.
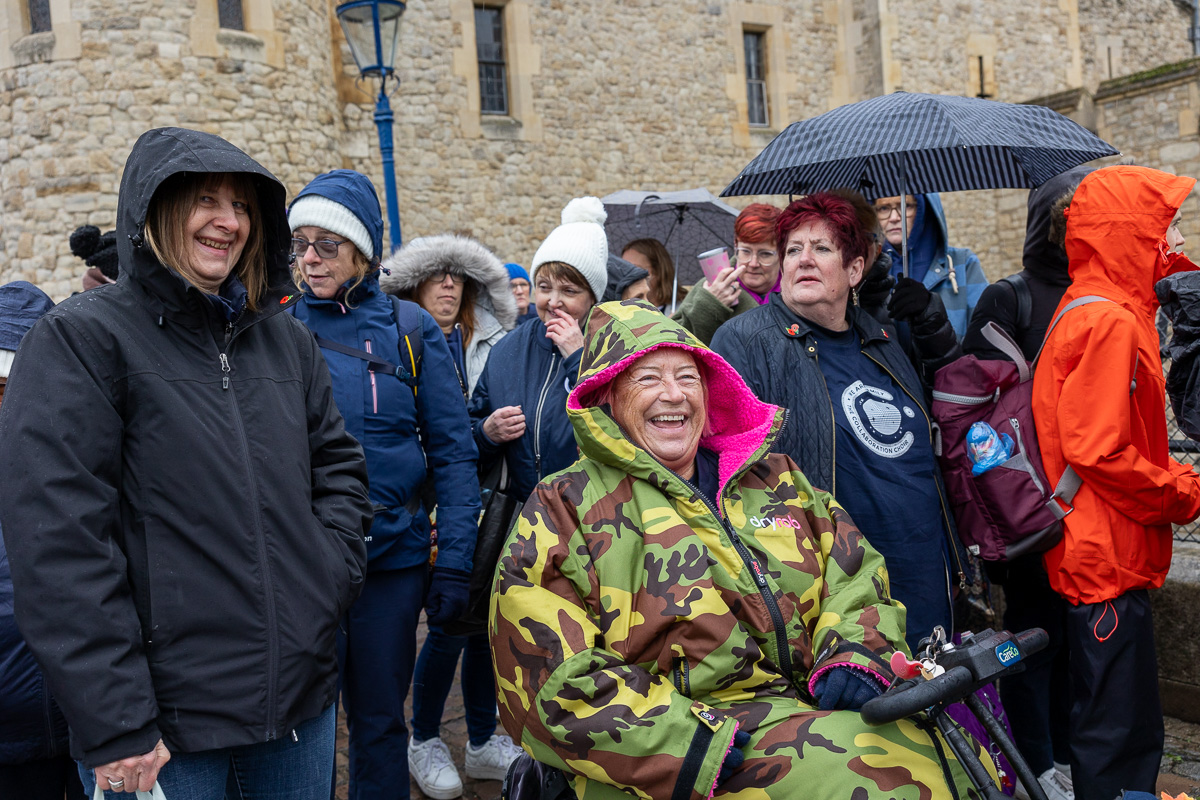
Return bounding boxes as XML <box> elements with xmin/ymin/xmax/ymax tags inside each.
<box><xmin>0</xmin><ymin>128</ymin><xmax>371</xmax><ymax>767</ymax></box>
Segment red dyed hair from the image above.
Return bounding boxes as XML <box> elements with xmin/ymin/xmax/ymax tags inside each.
<box><xmin>734</xmin><ymin>203</ymin><xmax>781</xmax><ymax>246</ymax></box>
<box><xmin>775</xmin><ymin>193</ymin><xmax>869</xmax><ymax>267</ymax></box>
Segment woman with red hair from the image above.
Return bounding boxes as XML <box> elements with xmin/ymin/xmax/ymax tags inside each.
<box><xmin>671</xmin><ymin>203</ymin><xmax>780</xmax><ymax>344</ymax></box>
<box><xmin>711</xmin><ymin>192</ymin><xmax>959</xmax><ymax>651</ymax></box>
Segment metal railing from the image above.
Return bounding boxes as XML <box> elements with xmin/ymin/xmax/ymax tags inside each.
<box><xmin>1168</xmin><ymin>403</ymin><xmax>1200</xmax><ymax>542</ymax></box>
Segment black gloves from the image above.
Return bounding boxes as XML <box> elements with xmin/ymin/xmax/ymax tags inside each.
<box><xmin>857</xmin><ymin>257</ymin><xmax>896</xmax><ymax>312</ymax></box>
<box><xmin>717</xmin><ymin>728</ymin><xmax>752</xmax><ymax>785</ymax></box>
<box><xmin>813</xmin><ymin>667</ymin><xmax>883</xmax><ymax>711</ymax></box>
<box><xmin>886</xmin><ymin>276</ymin><xmax>934</xmax><ymax>322</ymax></box>
<box><xmin>425</xmin><ymin>567</ymin><xmax>472</xmax><ymax>626</ymax></box>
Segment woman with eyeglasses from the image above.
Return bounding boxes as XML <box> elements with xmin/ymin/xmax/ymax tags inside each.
<box><xmin>376</xmin><ymin>233</ymin><xmax>522</xmax><ymax>798</ymax></box>
<box><xmin>382</xmin><ymin>233</ymin><xmax>517</xmax><ymax>396</ymax></box>
<box><xmin>288</xmin><ymin>171</ymin><xmax>481</xmax><ymax>800</ymax></box>
<box><xmin>670</xmin><ymin>203</ymin><xmax>780</xmax><ymax>344</ymax></box>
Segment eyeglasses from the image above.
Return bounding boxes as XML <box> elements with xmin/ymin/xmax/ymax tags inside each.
<box><xmin>291</xmin><ymin>237</ymin><xmax>349</xmax><ymax>259</ymax></box>
<box><xmin>874</xmin><ymin>203</ymin><xmax>917</xmax><ymax>220</ymax></box>
<box><xmin>431</xmin><ymin>271</ymin><xmax>465</xmax><ymax>286</ymax></box>
<box><xmin>734</xmin><ymin>246</ymin><xmax>778</xmax><ymax>263</ymax></box>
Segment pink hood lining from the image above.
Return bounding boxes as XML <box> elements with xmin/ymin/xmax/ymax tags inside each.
<box><xmin>569</xmin><ymin>341</ymin><xmax>781</xmax><ymax>507</ymax></box>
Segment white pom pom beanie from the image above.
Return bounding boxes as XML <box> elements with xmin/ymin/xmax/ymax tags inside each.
<box><xmin>530</xmin><ymin>196</ymin><xmax>609</xmax><ymax>302</ymax></box>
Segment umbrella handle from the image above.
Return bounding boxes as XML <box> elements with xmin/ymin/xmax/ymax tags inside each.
<box><xmin>633</xmin><ymin>194</ymin><xmax>661</xmax><ymax>229</ymax></box>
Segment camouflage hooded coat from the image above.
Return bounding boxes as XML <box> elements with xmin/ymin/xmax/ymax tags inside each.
<box><xmin>491</xmin><ymin>300</ymin><xmax>990</xmax><ymax>800</ymax></box>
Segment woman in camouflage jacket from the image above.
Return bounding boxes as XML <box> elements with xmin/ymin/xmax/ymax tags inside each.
<box><xmin>490</xmin><ymin>299</ymin><xmax>991</xmax><ymax>800</ymax></box>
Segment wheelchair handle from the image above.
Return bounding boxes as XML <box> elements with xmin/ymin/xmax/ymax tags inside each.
<box><xmin>859</xmin><ymin>666</ymin><xmax>974</xmax><ymax>725</ymax></box>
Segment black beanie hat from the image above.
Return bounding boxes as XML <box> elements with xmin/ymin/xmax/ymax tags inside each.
<box><xmin>69</xmin><ymin>225</ymin><xmax>119</xmax><ymax>280</ymax></box>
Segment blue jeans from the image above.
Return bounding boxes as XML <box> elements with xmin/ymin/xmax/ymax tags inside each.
<box><xmin>79</xmin><ymin>704</ymin><xmax>335</xmax><ymax>800</ymax></box>
<box><xmin>337</xmin><ymin>566</ymin><xmax>427</xmax><ymax>800</ymax></box>
<box><xmin>411</xmin><ymin>627</ymin><xmax>497</xmax><ymax>748</ymax></box>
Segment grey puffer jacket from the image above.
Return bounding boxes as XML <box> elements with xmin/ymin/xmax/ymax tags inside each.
<box><xmin>380</xmin><ymin>234</ymin><xmax>517</xmax><ymax>394</ymax></box>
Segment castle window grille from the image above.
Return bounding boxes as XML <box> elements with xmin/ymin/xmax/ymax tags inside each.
<box><xmin>475</xmin><ymin>5</ymin><xmax>508</xmax><ymax>115</ymax></box>
<box><xmin>218</xmin><ymin>0</ymin><xmax>245</xmax><ymax>31</ymax></box>
<box><xmin>28</xmin><ymin>0</ymin><xmax>51</xmax><ymax>33</ymax></box>
<box><xmin>744</xmin><ymin>30</ymin><xmax>769</xmax><ymax>127</ymax></box>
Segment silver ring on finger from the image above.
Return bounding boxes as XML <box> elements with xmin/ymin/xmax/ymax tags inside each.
<box><xmin>109</xmin><ymin>778</ymin><xmax>125</xmax><ymax>790</ymax></box>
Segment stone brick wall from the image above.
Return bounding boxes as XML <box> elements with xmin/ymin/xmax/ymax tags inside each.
<box><xmin>1079</xmin><ymin>0</ymin><xmax>1192</xmax><ymax>90</ymax></box>
<box><xmin>881</xmin><ymin>0</ymin><xmax>1080</xmax><ymax>103</ymax></box>
<box><xmin>0</xmin><ymin>0</ymin><xmax>346</xmax><ymax>297</ymax></box>
<box><xmin>945</xmin><ymin>58</ymin><xmax>1200</xmax><ymax>283</ymax></box>
<box><xmin>1</xmin><ymin>0</ymin><xmax>1196</xmax><ymax>297</ymax></box>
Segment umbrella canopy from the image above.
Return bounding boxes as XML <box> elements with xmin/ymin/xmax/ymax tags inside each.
<box><xmin>602</xmin><ymin>189</ymin><xmax>739</xmax><ymax>299</ymax></box>
<box><xmin>720</xmin><ymin>91</ymin><xmax>1120</xmax><ymax>200</ymax></box>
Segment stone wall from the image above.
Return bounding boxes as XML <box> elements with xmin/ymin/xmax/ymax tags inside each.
<box><xmin>0</xmin><ymin>0</ymin><xmax>346</xmax><ymax>297</ymax></box>
<box><xmin>944</xmin><ymin>58</ymin><xmax>1200</xmax><ymax>283</ymax></box>
<box><xmin>1</xmin><ymin>0</ymin><xmax>1196</xmax><ymax>297</ymax></box>
<box><xmin>1079</xmin><ymin>0</ymin><xmax>1192</xmax><ymax>90</ymax></box>
<box><xmin>882</xmin><ymin>0</ymin><xmax>1081</xmax><ymax>103</ymax></box>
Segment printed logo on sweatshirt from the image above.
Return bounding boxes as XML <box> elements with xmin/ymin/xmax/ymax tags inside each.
<box><xmin>840</xmin><ymin>380</ymin><xmax>916</xmax><ymax>458</ymax></box>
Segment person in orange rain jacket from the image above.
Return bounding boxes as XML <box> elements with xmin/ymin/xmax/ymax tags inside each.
<box><xmin>1032</xmin><ymin>164</ymin><xmax>1200</xmax><ymax>800</ymax></box>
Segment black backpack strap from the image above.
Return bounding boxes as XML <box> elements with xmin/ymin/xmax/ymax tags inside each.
<box><xmin>312</xmin><ymin>334</ymin><xmax>414</xmax><ymax>384</ymax></box>
<box><xmin>390</xmin><ymin>295</ymin><xmax>423</xmax><ymax>391</ymax></box>
<box><xmin>1000</xmin><ymin>274</ymin><xmax>1032</xmax><ymax>335</ymax></box>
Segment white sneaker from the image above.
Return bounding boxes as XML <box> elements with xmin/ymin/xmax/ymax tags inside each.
<box><xmin>408</xmin><ymin>737</ymin><xmax>463</xmax><ymax>799</ymax></box>
<box><xmin>1037</xmin><ymin>767</ymin><xmax>1074</xmax><ymax>800</ymax></box>
<box><xmin>464</xmin><ymin>734</ymin><xmax>524</xmax><ymax>781</ymax></box>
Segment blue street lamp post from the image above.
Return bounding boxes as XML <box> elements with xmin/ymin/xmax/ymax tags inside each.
<box><xmin>335</xmin><ymin>0</ymin><xmax>406</xmax><ymax>252</ymax></box>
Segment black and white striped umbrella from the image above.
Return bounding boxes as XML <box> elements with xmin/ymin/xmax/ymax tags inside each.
<box><xmin>720</xmin><ymin>91</ymin><xmax>1119</xmax><ymax>200</ymax></box>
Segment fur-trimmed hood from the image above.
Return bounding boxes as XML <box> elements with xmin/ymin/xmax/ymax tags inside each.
<box><xmin>379</xmin><ymin>234</ymin><xmax>517</xmax><ymax>331</ymax></box>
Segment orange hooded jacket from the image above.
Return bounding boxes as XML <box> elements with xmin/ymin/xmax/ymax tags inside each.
<box><xmin>1032</xmin><ymin>165</ymin><xmax>1200</xmax><ymax>606</ymax></box>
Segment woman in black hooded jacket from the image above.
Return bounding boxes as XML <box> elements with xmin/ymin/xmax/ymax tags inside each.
<box><xmin>0</xmin><ymin>128</ymin><xmax>371</xmax><ymax>798</ymax></box>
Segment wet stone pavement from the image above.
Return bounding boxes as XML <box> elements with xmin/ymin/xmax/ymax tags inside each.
<box><xmin>334</xmin><ymin>617</ymin><xmax>503</xmax><ymax>800</ymax></box>
<box><xmin>332</xmin><ymin>617</ymin><xmax>1200</xmax><ymax>800</ymax></box>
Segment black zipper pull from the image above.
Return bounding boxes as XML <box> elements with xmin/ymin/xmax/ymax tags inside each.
<box><xmin>219</xmin><ymin>353</ymin><xmax>231</xmax><ymax>390</ymax></box>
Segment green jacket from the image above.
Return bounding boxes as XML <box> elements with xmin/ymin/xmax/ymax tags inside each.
<box><xmin>491</xmin><ymin>302</ymin><xmax>990</xmax><ymax>800</ymax></box>
<box><xmin>670</xmin><ymin>282</ymin><xmax>759</xmax><ymax>345</ymax></box>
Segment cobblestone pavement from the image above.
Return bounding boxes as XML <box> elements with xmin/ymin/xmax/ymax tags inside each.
<box><xmin>333</xmin><ymin>618</ymin><xmax>1200</xmax><ymax>800</ymax></box>
<box><xmin>334</xmin><ymin>618</ymin><xmax>503</xmax><ymax>800</ymax></box>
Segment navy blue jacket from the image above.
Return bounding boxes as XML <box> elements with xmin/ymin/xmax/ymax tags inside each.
<box><xmin>0</xmin><ymin>524</ymin><xmax>69</xmax><ymax>765</ymax></box>
<box><xmin>468</xmin><ymin>318</ymin><xmax>582</xmax><ymax>501</ymax></box>
<box><xmin>292</xmin><ymin>278</ymin><xmax>480</xmax><ymax>573</ymax></box>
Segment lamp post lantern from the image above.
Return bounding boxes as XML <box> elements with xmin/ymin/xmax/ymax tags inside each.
<box><xmin>335</xmin><ymin>0</ymin><xmax>406</xmax><ymax>252</ymax></box>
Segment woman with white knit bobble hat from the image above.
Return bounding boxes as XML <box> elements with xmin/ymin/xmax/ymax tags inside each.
<box><xmin>466</xmin><ymin>196</ymin><xmax>609</xmax><ymax>506</ymax></box>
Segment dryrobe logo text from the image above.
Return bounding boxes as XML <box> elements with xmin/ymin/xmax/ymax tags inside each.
<box><xmin>748</xmin><ymin>514</ymin><xmax>801</xmax><ymax>530</ymax></box>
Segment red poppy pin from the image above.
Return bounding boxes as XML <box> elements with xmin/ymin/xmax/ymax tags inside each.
<box><xmin>280</xmin><ymin>295</ymin><xmax>293</xmax><ymax>305</ymax></box>
<box><xmin>882</xmin><ymin>329</ymin><xmax>889</xmax><ymax>338</ymax></box>
<box><xmin>786</xmin><ymin>323</ymin><xmax>801</xmax><ymax>337</ymax></box>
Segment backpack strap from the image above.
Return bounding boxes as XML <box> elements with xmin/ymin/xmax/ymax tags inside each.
<box><xmin>1036</xmin><ymin>293</ymin><xmax>1138</xmax><ymax>521</ymax></box>
<box><xmin>389</xmin><ymin>295</ymin><xmax>423</xmax><ymax>395</ymax></box>
<box><xmin>1000</xmin><ymin>274</ymin><xmax>1032</xmax><ymax>335</ymax></box>
<box><xmin>290</xmin><ymin>296</ymin><xmax>423</xmax><ymax>390</ymax></box>
<box><xmin>979</xmin><ymin>321</ymin><xmax>1030</xmax><ymax>382</ymax></box>
<box><xmin>311</xmin><ymin>335</ymin><xmax>416</xmax><ymax>385</ymax></box>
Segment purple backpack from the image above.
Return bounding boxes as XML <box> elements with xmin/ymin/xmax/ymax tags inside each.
<box><xmin>931</xmin><ymin>299</ymin><xmax>1110</xmax><ymax>561</ymax></box>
